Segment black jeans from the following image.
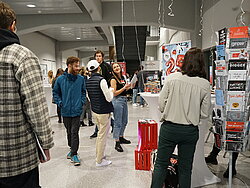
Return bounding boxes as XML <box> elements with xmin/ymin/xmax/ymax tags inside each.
<box><xmin>151</xmin><ymin>121</ymin><xmax>199</xmax><ymax>188</ymax></box>
<box><xmin>63</xmin><ymin>116</ymin><xmax>80</xmax><ymax>155</ymax></box>
<box><xmin>210</xmin><ymin>144</ymin><xmax>239</xmax><ymax>168</ymax></box>
<box><xmin>0</xmin><ymin>167</ymin><xmax>40</xmax><ymax>188</ymax></box>
<box><xmin>57</xmin><ymin>106</ymin><xmax>62</xmax><ymax>122</ymax></box>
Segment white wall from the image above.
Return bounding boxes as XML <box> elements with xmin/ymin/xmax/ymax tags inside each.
<box><xmin>202</xmin><ymin>0</ymin><xmax>250</xmax><ymax>49</ymax></box>
<box><xmin>19</xmin><ymin>32</ymin><xmax>56</xmax><ymax>74</ymax></box>
<box><xmin>145</xmin><ymin>45</ymin><xmax>157</xmax><ymax>61</ymax></box>
<box><xmin>169</xmin><ymin>30</ymin><xmax>191</xmax><ymax>44</ymax></box>
<box><xmin>62</xmin><ymin>49</ymin><xmax>78</xmax><ymax>70</ymax></box>
<box><xmin>81</xmin><ymin>57</ymin><xmax>91</xmax><ymax>67</ymax></box>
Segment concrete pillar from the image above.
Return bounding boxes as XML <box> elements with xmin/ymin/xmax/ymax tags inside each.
<box><xmin>55</xmin><ymin>41</ymin><xmax>63</xmax><ymax>69</ymax></box>
<box><xmin>190</xmin><ymin>0</ymin><xmax>202</xmax><ymax>48</ymax></box>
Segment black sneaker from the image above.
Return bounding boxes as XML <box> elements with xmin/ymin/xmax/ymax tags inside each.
<box><xmin>80</xmin><ymin>121</ymin><xmax>87</xmax><ymax>127</ymax></box>
<box><xmin>223</xmin><ymin>168</ymin><xmax>237</xmax><ymax>178</ymax></box>
<box><xmin>115</xmin><ymin>141</ymin><xmax>123</xmax><ymax>152</ymax></box>
<box><xmin>205</xmin><ymin>154</ymin><xmax>218</xmax><ymax>165</ymax></box>
<box><xmin>88</xmin><ymin>121</ymin><xmax>94</xmax><ymax>126</ymax></box>
<box><xmin>90</xmin><ymin>132</ymin><xmax>97</xmax><ymax>139</ymax></box>
<box><xmin>119</xmin><ymin>137</ymin><xmax>131</xmax><ymax>144</ymax></box>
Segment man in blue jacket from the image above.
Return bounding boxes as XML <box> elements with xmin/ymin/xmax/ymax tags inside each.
<box><xmin>53</xmin><ymin>56</ymin><xmax>86</xmax><ymax>166</ymax></box>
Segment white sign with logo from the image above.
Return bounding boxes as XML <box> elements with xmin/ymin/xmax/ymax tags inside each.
<box><xmin>141</xmin><ymin>61</ymin><xmax>160</xmax><ymax>71</ymax></box>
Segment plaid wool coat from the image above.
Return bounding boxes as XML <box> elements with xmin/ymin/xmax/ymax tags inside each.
<box><xmin>0</xmin><ymin>43</ymin><xmax>54</xmax><ymax>177</ymax></box>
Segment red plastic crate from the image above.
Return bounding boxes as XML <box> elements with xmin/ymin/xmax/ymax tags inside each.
<box><xmin>138</xmin><ymin>119</ymin><xmax>158</xmax><ymax>150</ymax></box>
<box><xmin>134</xmin><ymin>147</ymin><xmax>152</xmax><ymax>171</ymax></box>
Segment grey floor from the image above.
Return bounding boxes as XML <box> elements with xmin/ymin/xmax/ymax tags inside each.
<box><xmin>40</xmin><ymin>102</ymin><xmax>250</xmax><ymax>188</ymax></box>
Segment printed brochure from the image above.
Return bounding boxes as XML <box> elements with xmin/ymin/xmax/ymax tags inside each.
<box><xmin>227</xmin><ymin>91</ymin><xmax>245</xmax><ymax>111</ymax></box>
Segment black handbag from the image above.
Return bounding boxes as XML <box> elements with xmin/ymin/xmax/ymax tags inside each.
<box><xmin>164</xmin><ymin>154</ymin><xmax>178</xmax><ymax>188</ymax></box>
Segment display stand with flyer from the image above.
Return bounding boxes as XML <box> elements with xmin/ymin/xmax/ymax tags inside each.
<box><xmin>214</xmin><ymin>26</ymin><xmax>250</xmax><ymax>188</ymax></box>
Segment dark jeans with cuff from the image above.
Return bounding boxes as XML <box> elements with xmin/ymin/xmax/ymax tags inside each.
<box><xmin>151</xmin><ymin>121</ymin><xmax>199</xmax><ymax>188</ymax></box>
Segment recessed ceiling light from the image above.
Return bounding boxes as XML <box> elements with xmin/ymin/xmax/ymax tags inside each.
<box><xmin>27</xmin><ymin>4</ymin><xmax>36</xmax><ymax>8</ymax></box>
<box><xmin>76</xmin><ymin>37</ymin><xmax>81</xmax><ymax>40</ymax></box>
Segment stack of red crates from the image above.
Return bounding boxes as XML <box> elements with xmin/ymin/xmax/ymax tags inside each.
<box><xmin>135</xmin><ymin>119</ymin><xmax>158</xmax><ymax>171</ymax></box>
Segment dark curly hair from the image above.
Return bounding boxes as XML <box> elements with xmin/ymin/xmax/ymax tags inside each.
<box><xmin>181</xmin><ymin>47</ymin><xmax>207</xmax><ymax>79</ymax></box>
<box><xmin>0</xmin><ymin>2</ymin><xmax>16</xmax><ymax>29</ymax></box>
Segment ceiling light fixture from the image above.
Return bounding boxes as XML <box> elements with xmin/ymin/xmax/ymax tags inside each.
<box><xmin>27</xmin><ymin>4</ymin><xmax>36</xmax><ymax>8</ymax></box>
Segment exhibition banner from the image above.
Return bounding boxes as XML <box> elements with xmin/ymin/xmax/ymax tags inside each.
<box><xmin>162</xmin><ymin>40</ymin><xmax>191</xmax><ymax>77</ymax></box>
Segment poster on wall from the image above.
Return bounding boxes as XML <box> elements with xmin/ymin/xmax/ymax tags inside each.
<box><xmin>162</xmin><ymin>40</ymin><xmax>191</xmax><ymax>77</ymax></box>
<box><xmin>40</xmin><ymin>64</ymin><xmax>49</xmax><ymax>85</ymax></box>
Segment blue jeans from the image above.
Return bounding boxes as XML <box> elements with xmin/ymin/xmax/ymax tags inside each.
<box><xmin>138</xmin><ymin>87</ymin><xmax>145</xmax><ymax>105</ymax></box>
<box><xmin>132</xmin><ymin>88</ymin><xmax>138</xmax><ymax>104</ymax></box>
<box><xmin>112</xmin><ymin>96</ymin><xmax>128</xmax><ymax>140</ymax></box>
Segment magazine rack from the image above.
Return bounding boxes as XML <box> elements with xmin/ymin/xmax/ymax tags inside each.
<box><xmin>215</xmin><ymin>26</ymin><xmax>250</xmax><ymax>188</ymax></box>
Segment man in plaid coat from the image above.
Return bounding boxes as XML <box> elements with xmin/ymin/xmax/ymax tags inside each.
<box><xmin>0</xmin><ymin>2</ymin><xmax>54</xmax><ymax>188</ymax></box>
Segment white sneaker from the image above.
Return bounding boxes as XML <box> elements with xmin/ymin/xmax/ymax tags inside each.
<box><xmin>132</xmin><ymin>103</ymin><xmax>138</xmax><ymax>107</ymax></box>
<box><xmin>140</xmin><ymin>105</ymin><xmax>144</xmax><ymax>108</ymax></box>
<box><xmin>96</xmin><ymin>159</ymin><xmax>112</xmax><ymax>167</ymax></box>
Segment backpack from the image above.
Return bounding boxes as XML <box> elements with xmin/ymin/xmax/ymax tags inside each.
<box><xmin>152</xmin><ymin>152</ymin><xmax>179</xmax><ymax>188</ymax></box>
<box><xmin>164</xmin><ymin>154</ymin><xmax>178</xmax><ymax>188</ymax></box>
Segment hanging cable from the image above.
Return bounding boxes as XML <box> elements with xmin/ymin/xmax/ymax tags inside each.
<box><xmin>132</xmin><ymin>0</ymin><xmax>142</xmax><ymax>65</ymax></box>
<box><xmin>199</xmin><ymin>0</ymin><xmax>204</xmax><ymax>36</ymax></box>
<box><xmin>121</xmin><ymin>0</ymin><xmax>126</xmax><ymax>62</ymax></box>
<box><xmin>210</xmin><ymin>0</ymin><xmax>215</xmax><ymax>69</ymax></box>
<box><xmin>240</xmin><ymin>0</ymin><xmax>246</xmax><ymax>26</ymax></box>
<box><xmin>162</xmin><ymin>0</ymin><xmax>165</xmax><ymax>27</ymax></box>
<box><xmin>168</xmin><ymin>0</ymin><xmax>175</xmax><ymax>17</ymax></box>
<box><xmin>158</xmin><ymin>0</ymin><xmax>162</xmax><ymax>27</ymax></box>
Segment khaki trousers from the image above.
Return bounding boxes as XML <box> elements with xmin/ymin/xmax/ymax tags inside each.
<box><xmin>92</xmin><ymin>112</ymin><xmax>111</xmax><ymax>163</ymax></box>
